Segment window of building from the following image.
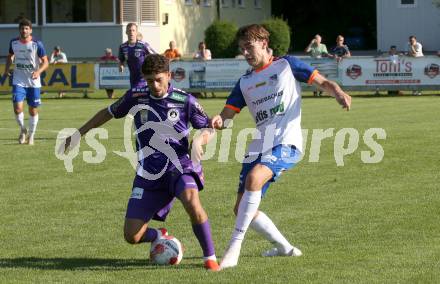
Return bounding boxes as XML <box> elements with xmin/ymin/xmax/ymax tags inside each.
<box><xmin>122</xmin><ymin>0</ymin><xmax>158</xmax><ymax>25</ymax></box>
<box><xmin>44</xmin><ymin>0</ymin><xmax>115</xmax><ymax>24</ymax></box>
<box><xmin>254</xmin><ymin>0</ymin><xmax>261</xmax><ymax>8</ymax></box>
<box><xmin>0</xmin><ymin>0</ymin><xmax>37</xmax><ymax>26</ymax></box>
<box><xmin>202</xmin><ymin>0</ymin><xmax>211</xmax><ymax>6</ymax></box>
<box><xmin>399</xmin><ymin>0</ymin><xmax>416</xmax><ymax>7</ymax></box>
<box><xmin>221</xmin><ymin>0</ymin><xmax>228</xmax><ymax>7</ymax></box>
<box><xmin>231</xmin><ymin>0</ymin><xmax>236</xmax><ymax>8</ymax></box>
<box><xmin>238</xmin><ymin>0</ymin><xmax>245</xmax><ymax>8</ymax></box>
<box><xmin>184</xmin><ymin>0</ymin><xmax>193</xmax><ymax>5</ymax></box>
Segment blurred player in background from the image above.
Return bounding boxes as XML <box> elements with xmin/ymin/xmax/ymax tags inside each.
<box><xmin>210</xmin><ymin>24</ymin><xmax>351</xmax><ymax>269</ymax></box>
<box><xmin>60</xmin><ymin>54</ymin><xmax>219</xmax><ymax>271</ymax></box>
<box><xmin>3</xmin><ymin>18</ymin><xmax>48</xmax><ymax>145</ymax></box>
<box><xmin>118</xmin><ymin>23</ymin><xmax>156</xmax><ymax>88</ymax></box>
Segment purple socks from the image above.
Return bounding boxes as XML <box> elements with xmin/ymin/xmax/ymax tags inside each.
<box><xmin>192</xmin><ymin>220</ymin><xmax>215</xmax><ymax>257</ymax></box>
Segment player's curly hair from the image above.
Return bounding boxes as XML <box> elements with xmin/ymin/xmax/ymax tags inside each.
<box><xmin>142</xmin><ymin>54</ymin><xmax>169</xmax><ymax>75</ymax></box>
<box><xmin>18</xmin><ymin>18</ymin><xmax>32</xmax><ymax>29</ymax></box>
<box><xmin>236</xmin><ymin>24</ymin><xmax>270</xmax><ymax>43</ymax></box>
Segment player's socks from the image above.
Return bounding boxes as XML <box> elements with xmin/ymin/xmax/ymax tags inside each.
<box><xmin>142</xmin><ymin>227</ymin><xmax>168</xmax><ymax>243</ymax></box>
<box><xmin>250</xmin><ymin>211</ymin><xmax>294</xmax><ymax>254</ymax></box>
<box><xmin>192</xmin><ymin>220</ymin><xmax>216</xmax><ymax>259</ymax></box>
<box><xmin>28</xmin><ymin>114</ymin><xmax>39</xmax><ymax>145</ymax></box>
<box><xmin>220</xmin><ymin>190</ymin><xmax>261</xmax><ymax>269</ymax></box>
<box><xmin>29</xmin><ymin>114</ymin><xmax>39</xmax><ymax>136</ymax></box>
<box><xmin>15</xmin><ymin>112</ymin><xmax>25</xmax><ymax>130</ymax></box>
<box><xmin>16</xmin><ymin>112</ymin><xmax>27</xmax><ymax>144</ymax></box>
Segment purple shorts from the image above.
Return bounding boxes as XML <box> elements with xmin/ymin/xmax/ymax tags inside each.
<box><xmin>125</xmin><ymin>173</ymin><xmax>201</xmax><ymax>222</ymax></box>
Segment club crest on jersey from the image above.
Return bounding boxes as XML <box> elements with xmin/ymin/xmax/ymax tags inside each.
<box><xmin>135</xmin><ymin>51</ymin><xmax>141</xmax><ymax>57</ymax></box>
<box><xmin>167</xmin><ymin>109</ymin><xmax>180</xmax><ymax>122</ymax></box>
<box><xmin>269</xmin><ymin>74</ymin><xmax>278</xmax><ymax>85</ymax></box>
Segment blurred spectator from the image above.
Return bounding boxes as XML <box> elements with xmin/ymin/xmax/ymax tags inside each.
<box><xmin>100</xmin><ymin>48</ymin><xmax>118</xmax><ymax>62</ymax></box>
<box><xmin>193</xmin><ymin>41</ymin><xmax>212</xmax><ymax>60</ymax></box>
<box><xmin>99</xmin><ymin>48</ymin><xmax>119</xmax><ymax>99</ymax></box>
<box><xmin>328</xmin><ymin>35</ymin><xmax>351</xmax><ymax>62</ymax></box>
<box><xmin>137</xmin><ymin>32</ymin><xmax>143</xmax><ymax>41</ymax></box>
<box><xmin>387</xmin><ymin>46</ymin><xmax>403</xmax><ymax>96</ymax></box>
<box><xmin>163</xmin><ymin>41</ymin><xmax>182</xmax><ymax>61</ymax></box>
<box><xmin>438</xmin><ymin>50</ymin><xmax>440</xmax><ymax>57</ymax></box>
<box><xmin>388</xmin><ymin>45</ymin><xmax>399</xmax><ymax>64</ymax></box>
<box><xmin>50</xmin><ymin>46</ymin><xmax>68</xmax><ymax>98</ymax></box>
<box><xmin>406</xmin><ymin>36</ymin><xmax>423</xmax><ymax>57</ymax></box>
<box><xmin>50</xmin><ymin>46</ymin><xmax>68</xmax><ymax>64</ymax></box>
<box><xmin>305</xmin><ymin>34</ymin><xmax>328</xmax><ymax>58</ymax></box>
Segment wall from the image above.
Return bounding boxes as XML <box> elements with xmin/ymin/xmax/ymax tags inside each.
<box><xmin>377</xmin><ymin>0</ymin><xmax>440</xmax><ymax>51</ymax></box>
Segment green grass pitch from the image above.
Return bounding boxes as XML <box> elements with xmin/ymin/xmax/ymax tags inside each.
<box><xmin>0</xmin><ymin>91</ymin><xmax>439</xmax><ymax>283</ymax></box>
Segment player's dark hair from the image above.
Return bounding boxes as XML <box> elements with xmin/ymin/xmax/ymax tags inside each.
<box><xmin>18</xmin><ymin>18</ymin><xmax>32</xmax><ymax>29</ymax></box>
<box><xmin>236</xmin><ymin>24</ymin><xmax>270</xmax><ymax>43</ymax></box>
<box><xmin>142</xmin><ymin>54</ymin><xmax>169</xmax><ymax>75</ymax></box>
<box><xmin>409</xmin><ymin>35</ymin><xmax>416</xmax><ymax>40</ymax></box>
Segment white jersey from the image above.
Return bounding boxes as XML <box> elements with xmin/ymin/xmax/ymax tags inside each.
<box><xmin>225</xmin><ymin>56</ymin><xmax>317</xmax><ymax>155</ymax></box>
<box><xmin>9</xmin><ymin>37</ymin><xmax>47</xmax><ymax>88</ymax></box>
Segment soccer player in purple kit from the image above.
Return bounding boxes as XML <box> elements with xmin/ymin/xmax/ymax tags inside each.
<box><xmin>118</xmin><ymin>23</ymin><xmax>156</xmax><ymax>88</ymax></box>
<box><xmin>60</xmin><ymin>54</ymin><xmax>219</xmax><ymax>271</ymax></box>
<box><xmin>3</xmin><ymin>18</ymin><xmax>49</xmax><ymax>145</ymax></box>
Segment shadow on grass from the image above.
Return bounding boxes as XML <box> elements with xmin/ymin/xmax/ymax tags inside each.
<box><xmin>0</xmin><ymin>257</ymin><xmax>202</xmax><ymax>271</ymax></box>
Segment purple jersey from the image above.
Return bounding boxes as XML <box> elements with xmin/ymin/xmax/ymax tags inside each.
<box><xmin>118</xmin><ymin>40</ymin><xmax>156</xmax><ymax>88</ymax></box>
<box><xmin>108</xmin><ymin>85</ymin><xmax>209</xmax><ymax>190</ymax></box>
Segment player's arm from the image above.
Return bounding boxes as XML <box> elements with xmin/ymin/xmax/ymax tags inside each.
<box><xmin>33</xmin><ymin>56</ymin><xmax>48</xmax><ymax>79</ymax></box>
<box><xmin>210</xmin><ymin>79</ymin><xmax>244</xmax><ymax>129</ymax></box>
<box><xmin>312</xmin><ymin>72</ymin><xmax>351</xmax><ymax>111</ymax></box>
<box><xmin>60</xmin><ymin>108</ymin><xmax>113</xmax><ymax>153</ymax></box>
<box><xmin>118</xmin><ymin>46</ymin><xmax>125</xmax><ymax>72</ymax></box>
<box><xmin>191</xmin><ymin>128</ymin><xmax>216</xmax><ymax>163</ymax></box>
<box><xmin>3</xmin><ymin>53</ymin><xmax>14</xmax><ymax>76</ymax></box>
<box><xmin>210</xmin><ymin>107</ymin><xmax>236</xmax><ymax>130</ymax></box>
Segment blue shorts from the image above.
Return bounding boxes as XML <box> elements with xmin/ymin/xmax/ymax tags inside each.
<box><xmin>238</xmin><ymin>144</ymin><xmax>300</xmax><ymax>196</ymax></box>
<box><xmin>125</xmin><ymin>173</ymin><xmax>201</xmax><ymax>222</ymax></box>
<box><xmin>12</xmin><ymin>85</ymin><xmax>41</xmax><ymax>107</ymax></box>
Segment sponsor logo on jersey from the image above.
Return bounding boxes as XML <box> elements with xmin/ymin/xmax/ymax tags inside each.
<box><xmin>170</xmin><ymin>92</ymin><xmax>187</xmax><ymax>102</ymax></box>
<box><xmin>255</xmin><ymin>81</ymin><xmax>266</xmax><ymax>88</ymax></box>
<box><xmin>252</xmin><ymin>90</ymin><xmax>283</xmax><ymax>106</ymax></box>
<box><xmin>255</xmin><ymin>102</ymin><xmax>285</xmax><ymax>124</ymax></box>
<box><xmin>167</xmin><ymin>103</ymin><xmax>185</xmax><ymax>108</ymax></box>
<box><xmin>194</xmin><ymin>101</ymin><xmax>206</xmax><ymax>116</ymax></box>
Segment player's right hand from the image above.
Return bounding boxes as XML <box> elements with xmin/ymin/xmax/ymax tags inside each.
<box><xmin>209</xmin><ymin>115</ymin><xmax>223</xmax><ymax>130</ymax></box>
<box><xmin>119</xmin><ymin>65</ymin><xmax>124</xmax><ymax>73</ymax></box>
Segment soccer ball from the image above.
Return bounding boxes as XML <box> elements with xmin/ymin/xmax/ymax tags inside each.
<box><xmin>150</xmin><ymin>236</ymin><xmax>183</xmax><ymax>265</ymax></box>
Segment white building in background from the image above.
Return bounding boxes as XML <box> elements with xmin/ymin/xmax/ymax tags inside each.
<box><xmin>377</xmin><ymin>0</ymin><xmax>440</xmax><ymax>52</ymax></box>
<box><xmin>0</xmin><ymin>0</ymin><xmax>271</xmax><ymax>59</ymax></box>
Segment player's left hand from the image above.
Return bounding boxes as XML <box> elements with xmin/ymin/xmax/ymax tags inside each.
<box><xmin>335</xmin><ymin>92</ymin><xmax>351</xmax><ymax>111</ymax></box>
<box><xmin>31</xmin><ymin>71</ymin><xmax>40</xmax><ymax>79</ymax></box>
<box><xmin>209</xmin><ymin>115</ymin><xmax>223</xmax><ymax>129</ymax></box>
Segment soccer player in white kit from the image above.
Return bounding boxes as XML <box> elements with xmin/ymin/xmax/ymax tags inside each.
<box><xmin>210</xmin><ymin>24</ymin><xmax>352</xmax><ymax>269</ymax></box>
<box><xmin>3</xmin><ymin>18</ymin><xmax>48</xmax><ymax>145</ymax></box>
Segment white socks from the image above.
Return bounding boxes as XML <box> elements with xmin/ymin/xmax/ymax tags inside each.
<box><xmin>15</xmin><ymin>112</ymin><xmax>25</xmax><ymax>130</ymax></box>
<box><xmin>230</xmin><ymin>190</ymin><xmax>261</xmax><ymax>245</ymax></box>
<box><xmin>250</xmin><ymin>211</ymin><xmax>293</xmax><ymax>254</ymax></box>
<box><xmin>29</xmin><ymin>114</ymin><xmax>39</xmax><ymax>135</ymax></box>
